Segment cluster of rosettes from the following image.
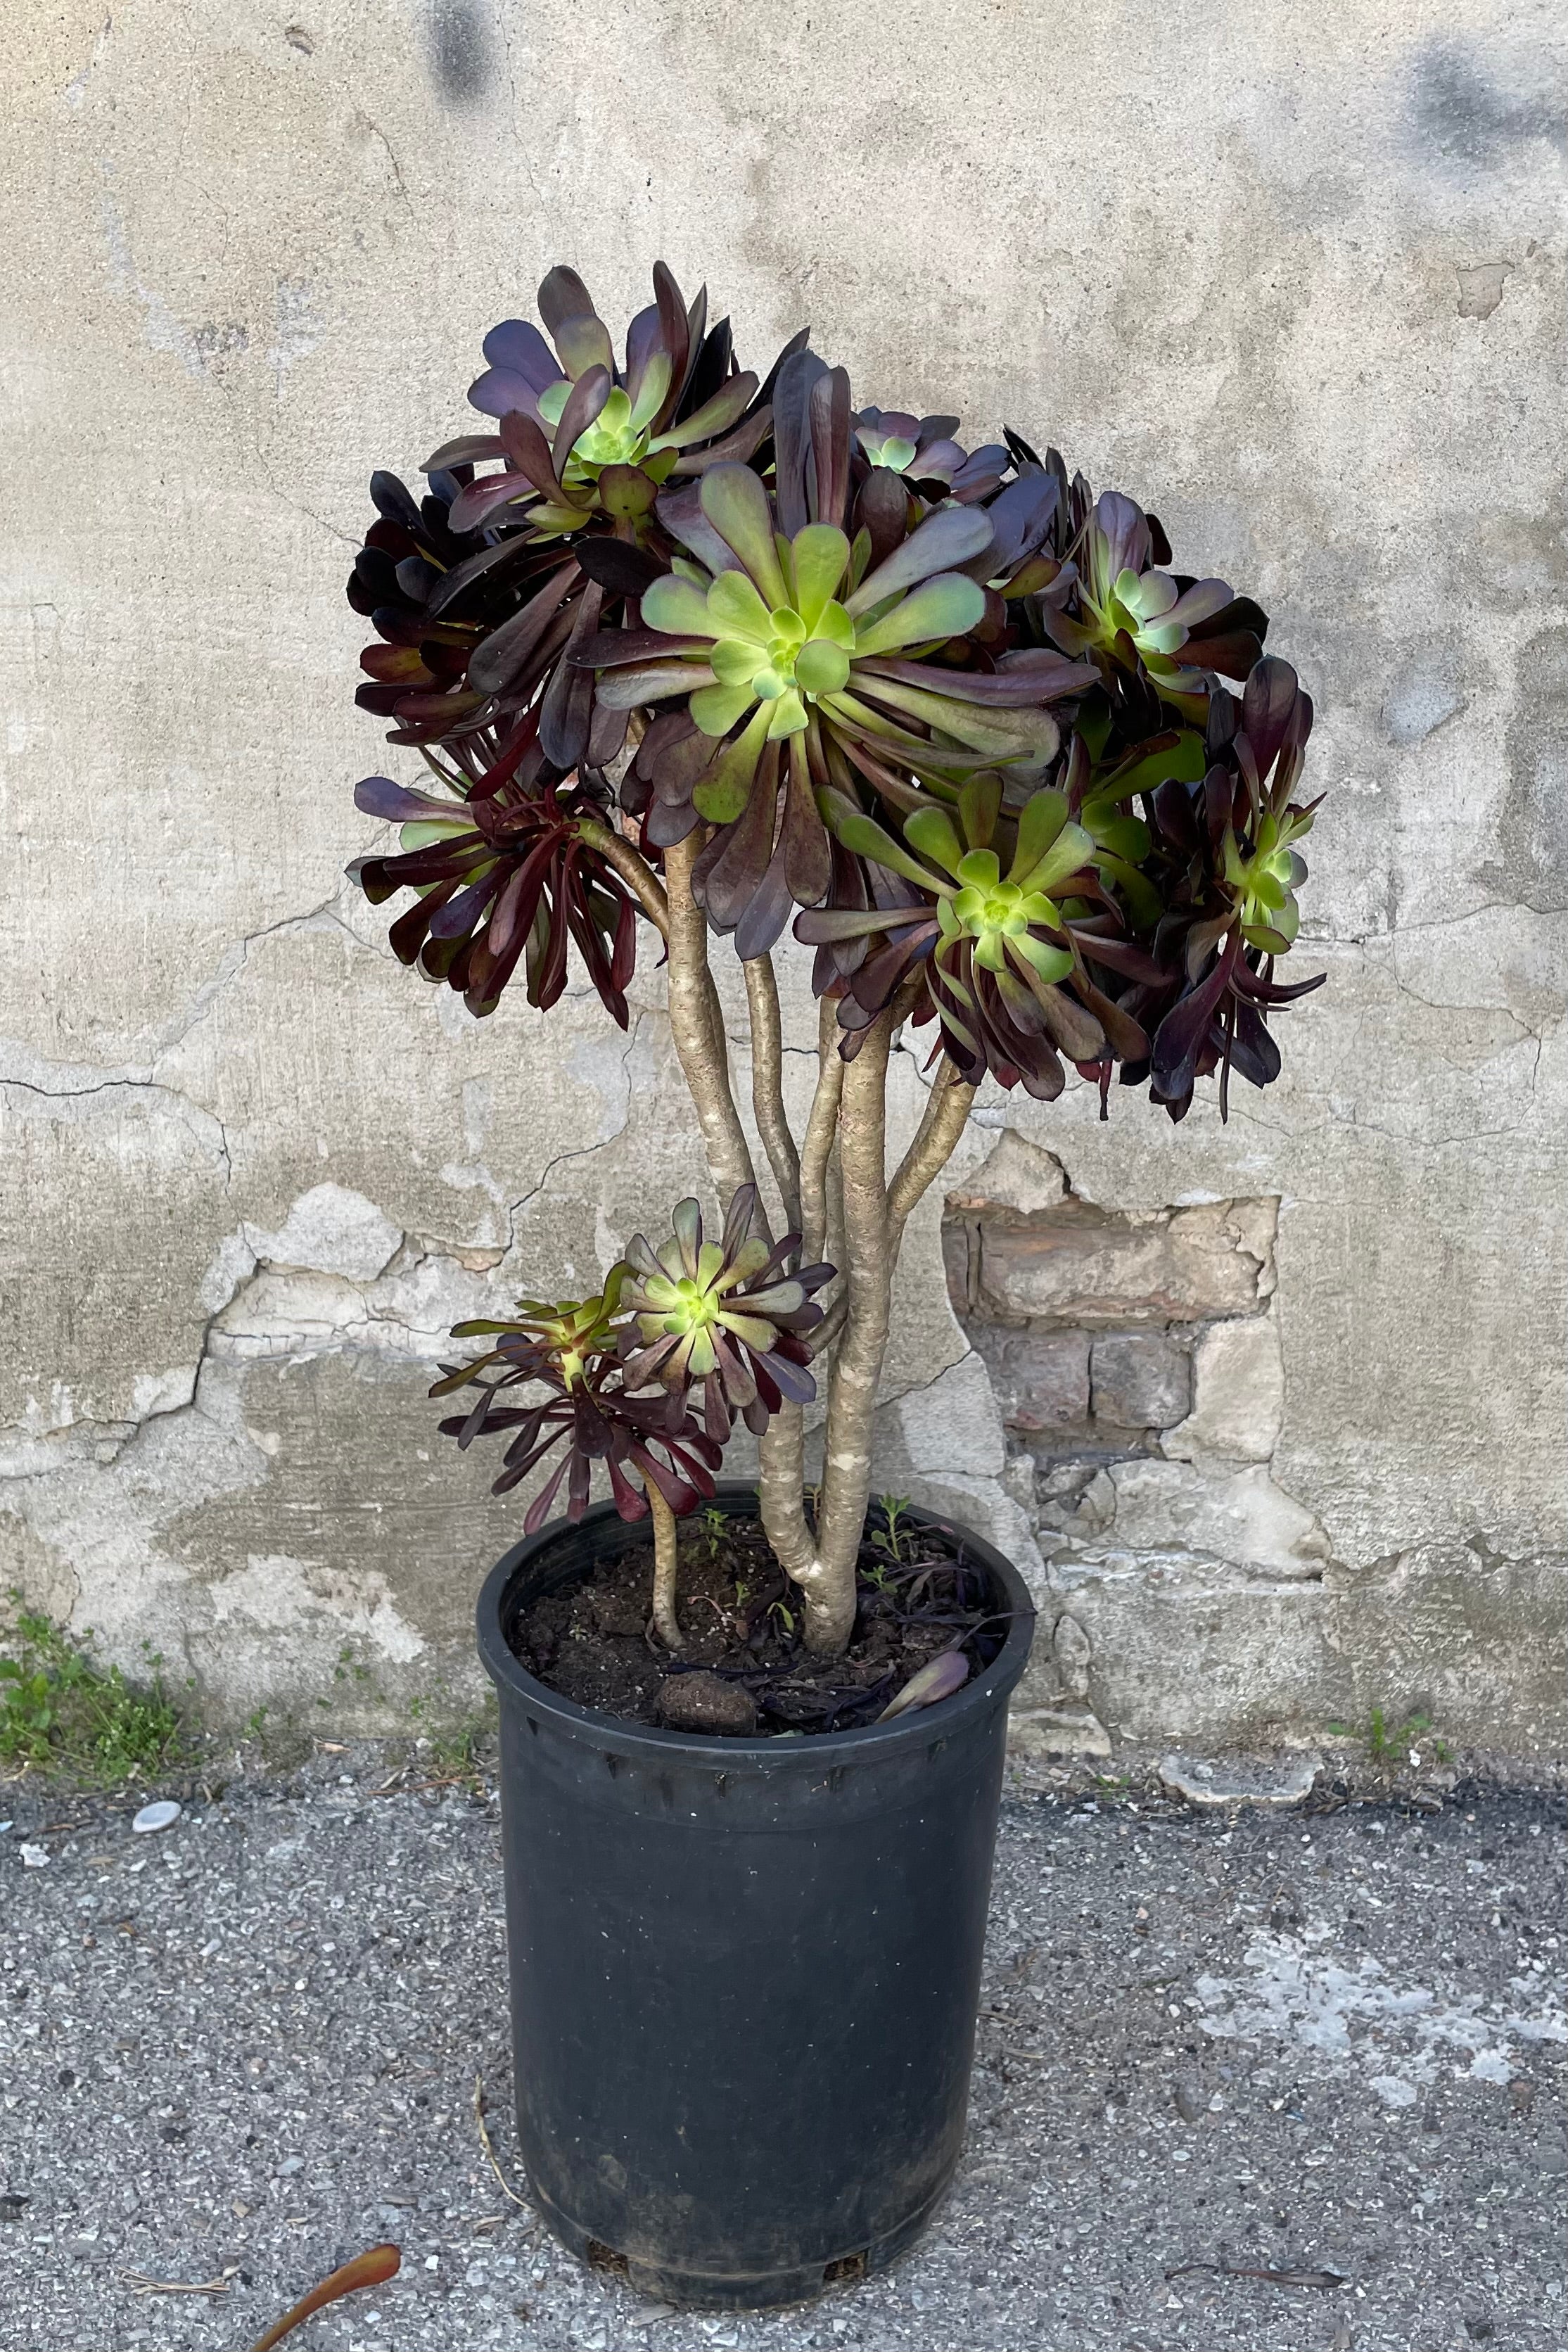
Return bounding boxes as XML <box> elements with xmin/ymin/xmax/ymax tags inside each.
<box><xmin>345</xmin><ymin>262</ymin><xmax>1325</xmax><ymax>1117</ymax></box>
<box><xmin>431</xmin><ymin>1188</ymin><xmax>829</xmax><ymax>1532</ymax></box>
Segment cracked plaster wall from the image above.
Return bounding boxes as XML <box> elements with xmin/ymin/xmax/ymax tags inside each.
<box><xmin>2</xmin><ymin>2</ymin><xmax>1564</xmax><ymax>1751</ymax></box>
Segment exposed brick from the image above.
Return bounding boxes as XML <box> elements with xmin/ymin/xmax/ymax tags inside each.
<box><xmin>972</xmin><ymin>1325</ymin><xmax>1090</xmax><ymax>1432</ymax></box>
<box><xmin>1090</xmin><ymin>1331</ymin><xmax>1191</xmax><ymax>1430</ymax></box>
<box><xmin>1165</xmin><ymin>1313</ymin><xmax>1283</xmax><ymax>1461</ymax></box>
<box><xmin>972</xmin><ymin>1200</ymin><xmax>1271</xmax><ymax>1326</ymax></box>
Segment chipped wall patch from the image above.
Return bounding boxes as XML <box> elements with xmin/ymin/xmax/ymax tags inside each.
<box><xmin>205</xmin><ymin>1555</ymin><xmax>426</xmax><ymax>1665</ymax></box>
<box><xmin>242</xmin><ymin>1185</ymin><xmax>402</xmax><ymax>1283</ymax></box>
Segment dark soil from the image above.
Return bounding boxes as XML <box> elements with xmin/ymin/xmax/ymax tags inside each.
<box><xmin>508</xmin><ymin>1501</ymin><xmax>1012</xmax><ymax>1736</ymax></box>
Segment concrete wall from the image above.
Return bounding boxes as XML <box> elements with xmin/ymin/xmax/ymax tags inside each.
<box><xmin>4</xmin><ymin>1</ymin><xmax>1564</xmax><ymax>1757</ymax></box>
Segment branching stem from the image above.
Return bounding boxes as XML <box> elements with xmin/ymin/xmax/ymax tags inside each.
<box><xmin>659</xmin><ymin>882</ymin><xmax>975</xmax><ymax>1657</ymax></box>
<box><xmin>742</xmin><ymin>953</ymin><xmax>801</xmax><ymax>1238</ymax></box>
<box><xmin>573</xmin><ymin>818</ymin><xmax>669</xmax><ymax>939</ymax></box>
<box><xmin>662</xmin><ymin>834</ymin><xmax>759</xmax><ymax>1209</ymax></box>
<box><xmin>808</xmin><ymin>1292</ymin><xmax>848</xmax><ymax>1360</ymax></box>
<box><xmin>886</xmin><ymin>1060</ymin><xmax>977</xmax><ymax>1254</ymax></box>
<box><xmin>758</xmin><ymin>993</ymin><xmax>839</xmax><ymax>1584</ymax></box>
<box><xmin>801</xmin><ymin>1012</ymin><xmax>895</xmax><ymax>1652</ymax></box>
<box><xmin>798</xmin><ymin>995</ymin><xmax>845</xmax><ymax>1269</ymax></box>
<box><xmin>646</xmin><ymin>1479</ymin><xmax>682</xmax><ymax>1651</ymax></box>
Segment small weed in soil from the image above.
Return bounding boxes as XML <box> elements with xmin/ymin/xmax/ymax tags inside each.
<box><xmin>510</xmin><ymin>1501</ymin><xmax>1010</xmax><ymax>1736</ymax></box>
<box><xmin>1328</xmin><ymin>1702</ymin><xmax>1454</xmax><ymax>1768</ymax></box>
<box><xmin>0</xmin><ymin>1594</ymin><xmax>190</xmax><ymax>1786</ymax></box>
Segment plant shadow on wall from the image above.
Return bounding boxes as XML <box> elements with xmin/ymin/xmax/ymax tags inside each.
<box><xmin>332</xmin><ymin>258</ymin><xmax>1333</xmax><ymax>2307</ymax></box>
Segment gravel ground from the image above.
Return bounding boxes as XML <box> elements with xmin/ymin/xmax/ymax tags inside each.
<box><xmin>0</xmin><ymin>1755</ymin><xmax>1562</xmax><ymax>2352</ymax></box>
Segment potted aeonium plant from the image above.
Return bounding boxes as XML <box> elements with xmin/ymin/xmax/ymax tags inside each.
<box><xmin>343</xmin><ymin>262</ymin><xmax>1327</xmax><ymax>2310</ymax></box>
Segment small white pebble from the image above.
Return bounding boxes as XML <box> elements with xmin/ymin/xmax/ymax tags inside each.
<box><xmin>132</xmin><ymin>1801</ymin><xmax>181</xmax><ymax>1836</ymax></box>
<box><xmin>20</xmin><ymin>1844</ymin><xmax>50</xmax><ymax>1869</ymax></box>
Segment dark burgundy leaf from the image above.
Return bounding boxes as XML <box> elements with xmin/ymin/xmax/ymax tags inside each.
<box><xmin>574</xmin><ymin>538</ymin><xmax>668</xmax><ymax>598</ymax></box>
<box><xmin>1151</xmin><ymin>932</ymin><xmax>1241</xmax><ymax>1098</ymax></box>
<box><xmin>467</xmin><ymin>561</ymin><xmax>580</xmax><ymax>697</ymax></box>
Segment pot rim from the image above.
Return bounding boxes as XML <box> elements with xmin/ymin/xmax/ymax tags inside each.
<box><xmin>476</xmin><ymin>1483</ymin><xmax>1035</xmax><ymax>1772</ymax></box>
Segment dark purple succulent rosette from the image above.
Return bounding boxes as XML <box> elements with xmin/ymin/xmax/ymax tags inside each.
<box><xmin>580</xmin><ymin>352</ymin><xmax>1097</xmax><ymax>962</ymax></box>
<box><xmin>348</xmin><ymin>756</ymin><xmax>637</xmax><ymax>1024</ymax></box>
<box><xmin>617</xmin><ymin>1188</ymin><xmax>833</xmax><ymax>1446</ymax></box>
<box><xmin>1123</xmin><ymin>656</ymin><xmax>1325</xmax><ymax>1121</ymax></box>
<box><xmin>344</xmin><ymin>258</ymin><xmax>1327</xmax><ymax>1121</ymax></box>
<box><xmin>428</xmin><ymin>1280</ymin><xmax>725</xmax><ymax>1535</ymax></box>
<box><xmin>348</xmin><ymin>261</ymin><xmax>802</xmax><ymax>772</ymax></box>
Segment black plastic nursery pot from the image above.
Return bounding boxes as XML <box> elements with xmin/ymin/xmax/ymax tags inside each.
<box><xmin>475</xmin><ymin>1485</ymin><xmax>1035</xmax><ymax>2311</ymax></box>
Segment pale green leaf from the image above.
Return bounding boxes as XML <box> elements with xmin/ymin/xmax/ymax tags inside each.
<box><xmin>794</xmin><ymin>639</ymin><xmax>851</xmax><ymax>696</ymax></box>
<box><xmin>699</xmin><ymin>464</ymin><xmax>789</xmax><ymax>606</ymax></box>
<box><xmin>1014</xmin><ymin>820</ymin><xmax>1095</xmax><ymax>898</ymax></box>
<box><xmin>628</xmin><ymin>350</ymin><xmax>673</xmax><ymax>432</ymax></box>
<box><xmin>691</xmin><ymin>701</ymin><xmax>772</xmax><ymax>821</ymax></box>
<box><xmin>851</xmin><ymin>573</ymin><xmax>986</xmax><ymax>659</ymax></box>
<box><xmin>1006</xmin><ymin>789</ymin><xmax>1069</xmax><ymax>884</ymax></box>
<box><xmin>789</xmin><ymin>524</ymin><xmax>850</xmax><ymax>630</ymax></box>
<box><xmin>711</xmin><ymin>637</ymin><xmax>764</xmax><ymax>687</ymax></box>
<box><xmin>903</xmin><ymin>804</ymin><xmax>964</xmax><ymax>877</ymax></box>
<box><xmin>641</xmin><ymin>574</ymin><xmax>716</xmax><ymax>639</ymax></box>
<box><xmin>706</xmin><ymin>568</ymin><xmax>775</xmax><ymax>644</ymax></box>
<box><xmin>689</xmin><ymin>680</ymin><xmax>758</xmax><ymax>738</ymax></box>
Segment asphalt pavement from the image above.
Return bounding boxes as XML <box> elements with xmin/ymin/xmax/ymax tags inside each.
<box><xmin>1</xmin><ymin>1753</ymin><xmax>1562</xmax><ymax>2352</ymax></box>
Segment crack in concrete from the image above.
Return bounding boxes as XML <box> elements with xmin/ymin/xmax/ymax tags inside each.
<box><xmin>2</xmin><ymin>883</ymin><xmax>366</xmax><ymax>1097</ymax></box>
<box><xmin>0</xmin><ymin>889</ymin><xmax>377</xmax><ymax>1190</ymax></box>
<box><xmin>0</xmin><ymin>1216</ymin><xmax>507</xmax><ymax>1473</ymax></box>
<box><xmin>502</xmin><ymin>1015</ymin><xmax>645</xmax><ymax>1254</ymax></box>
<box><xmin>1</xmin><ymin>1074</ymin><xmax>234</xmax><ymax>1186</ymax></box>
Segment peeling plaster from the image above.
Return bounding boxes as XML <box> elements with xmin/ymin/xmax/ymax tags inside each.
<box><xmin>201</xmin><ymin>1556</ymin><xmax>425</xmax><ymax>1666</ymax></box>
<box><xmin>0</xmin><ymin>1180</ymin><xmax>525</xmax><ymax>1710</ymax></box>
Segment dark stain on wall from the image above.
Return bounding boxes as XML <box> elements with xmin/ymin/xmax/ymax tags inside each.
<box><xmin>1410</xmin><ymin>43</ymin><xmax>1566</xmax><ymax>167</ymax></box>
<box><xmin>426</xmin><ymin>0</ymin><xmax>495</xmax><ymax>107</ymax></box>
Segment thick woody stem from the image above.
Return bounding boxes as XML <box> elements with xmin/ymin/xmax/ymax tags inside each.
<box><xmin>806</xmin><ymin>1062</ymin><xmax>966</xmax><ymax>1363</ymax></box>
<box><xmin>801</xmin><ymin>1012</ymin><xmax>895</xmax><ymax>1653</ymax></box>
<box><xmin>757</xmin><ymin>1404</ymin><xmax>813</xmax><ymax>1582</ymax></box>
<box><xmin>798</xmin><ymin>995</ymin><xmax>846</xmax><ymax>1269</ymax></box>
<box><xmin>646</xmin><ymin>1478</ymin><xmax>683</xmax><ymax>1651</ymax></box>
<box><xmin>824</xmin><ymin>1142</ymin><xmax>846</xmax><ymax>1303</ymax></box>
<box><xmin>662</xmin><ymin>836</ymin><xmax>810</xmax><ymax>1589</ymax></box>
<box><xmin>662</xmin><ymin>833</ymin><xmax>759</xmax><ymax>1205</ymax></box>
<box><xmin>742</xmin><ymin>953</ymin><xmax>801</xmax><ymax>1239</ymax></box>
<box><xmin>573</xmin><ymin>818</ymin><xmax>669</xmax><ymax>939</ymax></box>
<box><xmin>808</xmin><ymin>1291</ymin><xmax>848</xmax><ymax>1361</ymax></box>
<box><xmin>758</xmin><ymin>993</ymin><xmax>841</xmax><ymax>1584</ymax></box>
<box><xmin>886</xmin><ymin>1060</ymin><xmax>977</xmax><ymax>1256</ymax></box>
